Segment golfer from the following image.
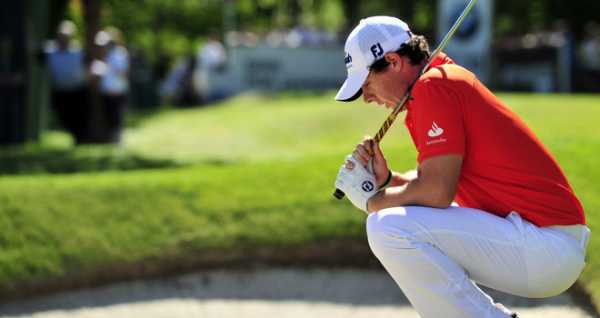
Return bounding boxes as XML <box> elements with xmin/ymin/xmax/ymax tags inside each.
<box><xmin>334</xmin><ymin>16</ymin><xmax>590</xmax><ymax>318</ymax></box>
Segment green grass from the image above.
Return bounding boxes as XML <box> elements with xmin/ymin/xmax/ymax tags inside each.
<box><xmin>0</xmin><ymin>159</ymin><xmax>363</xmax><ymax>293</ymax></box>
<box><xmin>122</xmin><ymin>92</ymin><xmax>417</xmax><ymax>165</ymax></box>
<box><xmin>0</xmin><ymin>92</ymin><xmax>599</xmax><ymax>310</ymax></box>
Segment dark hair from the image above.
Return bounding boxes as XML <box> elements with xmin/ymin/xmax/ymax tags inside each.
<box><xmin>369</xmin><ymin>35</ymin><xmax>431</xmax><ymax>73</ymax></box>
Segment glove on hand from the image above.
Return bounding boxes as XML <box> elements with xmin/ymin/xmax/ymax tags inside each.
<box><xmin>335</xmin><ymin>155</ymin><xmax>378</xmax><ymax>213</ymax></box>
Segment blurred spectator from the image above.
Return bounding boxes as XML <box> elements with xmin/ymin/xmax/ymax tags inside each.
<box><xmin>575</xmin><ymin>22</ymin><xmax>600</xmax><ymax>91</ymax></box>
<box><xmin>579</xmin><ymin>22</ymin><xmax>600</xmax><ymax>70</ymax></box>
<box><xmin>90</xmin><ymin>27</ymin><xmax>130</xmax><ymax>143</ymax></box>
<box><xmin>198</xmin><ymin>34</ymin><xmax>227</xmax><ymax>72</ymax></box>
<box><xmin>176</xmin><ymin>54</ymin><xmax>202</xmax><ymax>107</ymax></box>
<box><xmin>194</xmin><ymin>34</ymin><xmax>228</xmax><ymax>103</ymax></box>
<box><xmin>159</xmin><ymin>54</ymin><xmax>202</xmax><ymax>106</ymax></box>
<box><xmin>158</xmin><ymin>57</ymin><xmax>186</xmax><ymax>104</ymax></box>
<box><xmin>265</xmin><ymin>29</ymin><xmax>287</xmax><ymax>47</ymax></box>
<box><xmin>45</xmin><ymin>20</ymin><xmax>89</xmax><ymax>144</ymax></box>
<box><xmin>266</xmin><ymin>26</ymin><xmax>338</xmax><ymax>48</ymax></box>
<box><xmin>225</xmin><ymin>31</ymin><xmax>259</xmax><ymax>48</ymax></box>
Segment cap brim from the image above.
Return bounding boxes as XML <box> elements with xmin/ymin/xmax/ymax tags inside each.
<box><xmin>335</xmin><ymin>69</ymin><xmax>368</xmax><ymax>102</ymax></box>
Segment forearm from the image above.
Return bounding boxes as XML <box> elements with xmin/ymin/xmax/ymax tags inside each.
<box><xmin>367</xmin><ymin>176</ymin><xmax>452</xmax><ymax>213</ymax></box>
<box><xmin>388</xmin><ymin>169</ymin><xmax>417</xmax><ymax>187</ymax></box>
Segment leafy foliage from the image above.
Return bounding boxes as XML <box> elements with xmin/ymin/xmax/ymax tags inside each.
<box><xmin>62</xmin><ymin>0</ymin><xmax>600</xmax><ymax>70</ymax></box>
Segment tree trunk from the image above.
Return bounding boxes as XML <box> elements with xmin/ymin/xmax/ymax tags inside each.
<box><xmin>81</xmin><ymin>0</ymin><xmax>109</xmax><ymax>143</ymax></box>
<box><xmin>341</xmin><ymin>0</ymin><xmax>360</xmax><ymax>38</ymax></box>
<box><xmin>82</xmin><ymin>0</ymin><xmax>102</xmax><ymax>65</ymax></box>
<box><xmin>288</xmin><ymin>0</ymin><xmax>301</xmax><ymax>27</ymax></box>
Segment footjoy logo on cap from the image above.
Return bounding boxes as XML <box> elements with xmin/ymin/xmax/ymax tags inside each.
<box><xmin>361</xmin><ymin>180</ymin><xmax>374</xmax><ymax>192</ymax></box>
<box><xmin>370</xmin><ymin>43</ymin><xmax>384</xmax><ymax>59</ymax></box>
<box><xmin>344</xmin><ymin>53</ymin><xmax>352</xmax><ymax>69</ymax></box>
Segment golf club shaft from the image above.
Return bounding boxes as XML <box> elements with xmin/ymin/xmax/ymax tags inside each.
<box><xmin>334</xmin><ymin>0</ymin><xmax>478</xmax><ymax>200</ymax></box>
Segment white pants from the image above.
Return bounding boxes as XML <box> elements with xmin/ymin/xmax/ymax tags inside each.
<box><xmin>366</xmin><ymin>206</ymin><xmax>590</xmax><ymax>318</ymax></box>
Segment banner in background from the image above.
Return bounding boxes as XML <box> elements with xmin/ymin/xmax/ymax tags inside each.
<box><xmin>437</xmin><ymin>0</ymin><xmax>493</xmax><ymax>83</ymax></box>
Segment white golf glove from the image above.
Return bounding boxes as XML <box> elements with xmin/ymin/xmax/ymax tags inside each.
<box><xmin>335</xmin><ymin>155</ymin><xmax>378</xmax><ymax>213</ymax></box>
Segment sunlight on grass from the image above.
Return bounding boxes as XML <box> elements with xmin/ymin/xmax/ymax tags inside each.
<box><xmin>123</xmin><ymin>92</ymin><xmax>412</xmax><ymax>163</ymax></box>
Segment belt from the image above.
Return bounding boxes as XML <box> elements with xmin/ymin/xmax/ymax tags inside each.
<box><xmin>548</xmin><ymin>224</ymin><xmax>591</xmax><ymax>251</ymax></box>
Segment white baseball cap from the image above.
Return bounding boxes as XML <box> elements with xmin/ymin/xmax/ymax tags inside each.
<box><xmin>335</xmin><ymin>16</ymin><xmax>412</xmax><ymax>102</ymax></box>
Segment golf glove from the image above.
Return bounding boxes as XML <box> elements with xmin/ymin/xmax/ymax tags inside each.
<box><xmin>335</xmin><ymin>155</ymin><xmax>378</xmax><ymax>213</ymax></box>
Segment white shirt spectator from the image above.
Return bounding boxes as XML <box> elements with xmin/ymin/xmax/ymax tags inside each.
<box><xmin>198</xmin><ymin>40</ymin><xmax>226</xmax><ymax>71</ymax></box>
<box><xmin>580</xmin><ymin>38</ymin><xmax>600</xmax><ymax>70</ymax></box>
<box><xmin>93</xmin><ymin>46</ymin><xmax>130</xmax><ymax>95</ymax></box>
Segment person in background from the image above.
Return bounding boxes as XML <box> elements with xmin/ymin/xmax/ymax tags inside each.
<box><xmin>195</xmin><ymin>33</ymin><xmax>227</xmax><ymax>103</ymax></box>
<box><xmin>579</xmin><ymin>22</ymin><xmax>600</xmax><ymax>70</ymax></box>
<box><xmin>159</xmin><ymin>54</ymin><xmax>202</xmax><ymax>106</ymax></box>
<box><xmin>198</xmin><ymin>33</ymin><xmax>227</xmax><ymax>72</ymax></box>
<box><xmin>577</xmin><ymin>21</ymin><xmax>600</xmax><ymax>92</ymax></box>
<box><xmin>91</xmin><ymin>27</ymin><xmax>130</xmax><ymax>143</ymax></box>
<box><xmin>177</xmin><ymin>53</ymin><xmax>201</xmax><ymax>107</ymax></box>
<box><xmin>45</xmin><ymin>20</ymin><xmax>89</xmax><ymax>144</ymax></box>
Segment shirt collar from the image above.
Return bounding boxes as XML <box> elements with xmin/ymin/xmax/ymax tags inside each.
<box><xmin>404</xmin><ymin>52</ymin><xmax>454</xmax><ymax>113</ymax></box>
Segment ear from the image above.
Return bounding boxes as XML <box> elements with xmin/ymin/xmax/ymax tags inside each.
<box><xmin>384</xmin><ymin>52</ymin><xmax>403</xmax><ymax>71</ymax></box>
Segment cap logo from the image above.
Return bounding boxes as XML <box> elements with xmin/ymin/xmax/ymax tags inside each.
<box><xmin>344</xmin><ymin>53</ymin><xmax>352</xmax><ymax>68</ymax></box>
<box><xmin>370</xmin><ymin>43</ymin><xmax>384</xmax><ymax>59</ymax></box>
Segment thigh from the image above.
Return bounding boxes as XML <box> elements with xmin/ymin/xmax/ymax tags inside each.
<box><xmin>372</xmin><ymin>206</ymin><xmax>529</xmax><ymax>294</ymax></box>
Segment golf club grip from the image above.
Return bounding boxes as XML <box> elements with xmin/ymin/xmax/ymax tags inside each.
<box><xmin>333</xmin><ymin>188</ymin><xmax>345</xmax><ymax>199</ymax></box>
<box><xmin>332</xmin><ymin>112</ymin><xmax>397</xmax><ymax>200</ymax></box>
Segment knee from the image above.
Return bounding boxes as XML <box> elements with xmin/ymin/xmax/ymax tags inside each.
<box><xmin>366</xmin><ymin>208</ymin><xmax>418</xmax><ymax>254</ymax></box>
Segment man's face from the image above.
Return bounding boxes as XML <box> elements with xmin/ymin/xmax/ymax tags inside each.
<box><xmin>57</xmin><ymin>33</ymin><xmax>71</xmax><ymax>49</ymax></box>
<box><xmin>361</xmin><ymin>53</ymin><xmax>407</xmax><ymax>109</ymax></box>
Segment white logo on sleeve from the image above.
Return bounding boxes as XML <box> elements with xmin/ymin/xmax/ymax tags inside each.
<box><xmin>427</xmin><ymin>122</ymin><xmax>444</xmax><ymax>137</ymax></box>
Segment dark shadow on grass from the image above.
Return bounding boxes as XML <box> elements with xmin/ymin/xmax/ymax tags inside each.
<box><xmin>0</xmin><ymin>146</ymin><xmax>183</xmax><ymax>175</ymax></box>
<box><xmin>0</xmin><ymin>145</ymin><xmax>237</xmax><ymax>175</ymax></box>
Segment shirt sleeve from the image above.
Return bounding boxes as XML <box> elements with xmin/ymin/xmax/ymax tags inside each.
<box><xmin>109</xmin><ymin>47</ymin><xmax>129</xmax><ymax>73</ymax></box>
<box><xmin>411</xmin><ymin>79</ymin><xmax>465</xmax><ymax>163</ymax></box>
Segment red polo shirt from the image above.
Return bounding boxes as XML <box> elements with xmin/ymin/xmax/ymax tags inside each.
<box><xmin>404</xmin><ymin>54</ymin><xmax>585</xmax><ymax>227</ymax></box>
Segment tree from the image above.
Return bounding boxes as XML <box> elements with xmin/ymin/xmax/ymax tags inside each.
<box><xmin>81</xmin><ymin>0</ymin><xmax>109</xmax><ymax>143</ymax></box>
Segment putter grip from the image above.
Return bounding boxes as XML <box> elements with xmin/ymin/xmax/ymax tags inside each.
<box><xmin>333</xmin><ymin>188</ymin><xmax>345</xmax><ymax>199</ymax></box>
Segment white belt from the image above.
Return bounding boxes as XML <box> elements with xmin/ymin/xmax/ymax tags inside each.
<box><xmin>548</xmin><ymin>224</ymin><xmax>591</xmax><ymax>251</ymax></box>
